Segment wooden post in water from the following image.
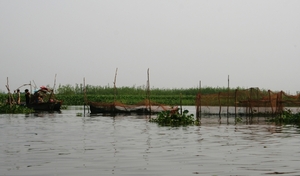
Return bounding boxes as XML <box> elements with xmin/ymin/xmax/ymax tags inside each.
<box><xmin>227</xmin><ymin>75</ymin><xmax>229</xmax><ymax>116</ymax></box>
<box><xmin>235</xmin><ymin>89</ymin><xmax>238</xmax><ymax>117</ymax></box>
<box><xmin>276</xmin><ymin>91</ymin><xmax>283</xmax><ymax>115</ymax></box>
<box><xmin>249</xmin><ymin>88</ymin><xmax>253</xmax><ymax>114</ymax></box>
<box><xmin>268</xmin><ymin>90</ymin><xmax>274</xmax><ymax>115</ymax></box>
<box><xmin>83</xmin><ymin>77</ymin><xmax>86</xmax><ymax>117</ymax></box>
<box><xmin>113</xmin><ymin>68</ymin><xmax>118</xmax><ymax>114</ymax></box>
<box><xmin>196</xmin><ymin>94</ymin><xmax>199</xmax><ymax>119</ymax></box>
<box><xmin>218</xmin><ymin>92</ymin><xmax>221</xmax><ymax>116</ymax></box>
<box><xmin>48</xmin><ymin>74</ymin><xmax>57</xmax><ymax>102</ymax></box>
<box><xmin>146</xmin><ymin>68</ymin><xmax>151</xmax><ymax>114</ymax></box>
<box><xmin>113</xmin><ymin>68</ymin><xmax>118</xmax><ymax>103</ymax></box>
<box><xmin>180</xmin><ymin>93</ymin><xmax>182</xmax><ymax>115</ymax></box>
<box><xmin>199</xmin><ymin>81</ymin><xmax>201</xmax><ymax>118</ymax></box>
<box><xmin>5</xmin><ymin>77</ymin><xmax>13</xmax><ymax>107</ymax></box>
<box><xmin>256</xmin><ymin>87</ymin><xmax>259</xmax><ymax>114</ymax></box>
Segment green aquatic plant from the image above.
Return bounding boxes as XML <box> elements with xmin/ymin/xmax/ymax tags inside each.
<box><xmin>267</xmin><ymin>109</ymin><xmax>300</xmax><ymax>125</ymax></box>
<box><xmin>60</xmin><ymin>105</ymin><xmax>68</xmax><ymax>109</ymax></box>
<box><xmin>0</xmin><ymin>104</ymin><xmax>34</xmax><ymax>114</ymax></box>
<box><xmin>235</xmin><ymin>117</ymin><xmax>243</xmax><ymax>123</ymax></box>
<box><xmin>149</xmin><ymin>109</ymin><xmax>195</xmax><ymax>126</ymax></box>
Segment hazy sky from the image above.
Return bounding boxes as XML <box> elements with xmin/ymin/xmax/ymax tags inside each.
<box><xmin>1</xmin><ymin>0</ymin><xmax>300</xmax><ymax>94</ymax></box>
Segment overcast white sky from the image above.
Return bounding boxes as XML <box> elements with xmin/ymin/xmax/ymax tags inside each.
<box><xmin>1</xmin><ymin>0</ymin><xmax>300</xmax><ymax>94</ymax></box>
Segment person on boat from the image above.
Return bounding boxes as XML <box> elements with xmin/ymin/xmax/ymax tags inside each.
<box><xmin>15</xmin><ymin>89</ymin><xmax>20</xmax><ymax>105</ymax></box>
<box><xmin>24</xmin><ymin>89</ymin><xmax>31</xmax><ymax>106</ymax></box>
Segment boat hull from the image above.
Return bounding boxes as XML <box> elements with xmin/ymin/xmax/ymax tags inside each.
<box><xmin>27</xmin><ymin>102</ymin><xmax>62</xmax><ymax>112</ymax></box>
<box><xmin>88</xmin><ymin>102</ymin><xmax>177</xmax><ymax>115</ymax></box>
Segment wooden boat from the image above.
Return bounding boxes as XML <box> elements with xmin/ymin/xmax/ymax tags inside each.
<box><xmin>4</xmin><ymin>75</ymin><xmax>63</xmax><ymax>112</ymax></box>
<box><xmin>26</xmin><ymin>86</ymin><xmax>63</xmax><ymax>112</ymax></box>
<box><xmin>88</xmin><ymin>101</ymin><xmax>178</xmax><ymax>115</ymax></box>
<box><xmin>85</xmin><ymin>68</ymin><xmax>177</xmax><ymax>115</ymax></box>
<box><xmin>26</xmin><ymin>101</ymin><xmax>62</xmax><ymax>112</ymax></box>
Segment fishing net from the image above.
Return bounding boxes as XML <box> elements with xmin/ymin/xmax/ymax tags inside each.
<box><xmin>195</xmin><ymin>88</ymin><xmax>300</xmax><ymax>115</ymax></box>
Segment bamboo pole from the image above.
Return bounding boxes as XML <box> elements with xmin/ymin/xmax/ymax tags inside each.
<box><xmin>235</xmin><ymin>89</ymin><xmax>237</xmax><ymax>118</ymax></box>
<box><xmin>268</xmin><ymin>90</ymin><xmax>274</xmax><ymax>115</ymax></box>
<box><xmin>30</xmin><ymin>81</ymin><xmax>32</xmax><ymax>94</ymax></box>
<box><xmin>256</xmin><ymin>87</ymin><xmax>259</xmax><ymax>114</ymax></box>
<box><xmin>227</xmin><ymin>75</ymin><xmax>229</xmax><ymax>116</ymax></box>
<box><xmin>32</xmin><ymin>80</ymin><xmax>37</xmax><ymax>90</ymax></box>
<box><xmin>196</xmin><ymin>94</ymin><xmax>199</xmax><ymax>119</ymax></box>
<box><xmin>199</xmin><ymin>80</ymin><xmax>201</xmax><ymax>117</ymax></box>
<box><xmin>5</xmin><ymin>77</ymin><xmax>14</xmax><ymax>106</ymax></box>
<box><xmin>249</xmin><ymin>88</ymin><xmax>253</xmax><ymax>114</ymax></box>
<box><xmin>83</xmin><ymin>77</ymin><xmax>86</xmax><ymax>116</ymax></box>
<box><xmin>180</xmin><ymin>93</ymin><xmax>182</xmax><ymax>115</ymax></box>
<box><xmin>53</xmin><ymin>74</ymin><xmax>57</xmax><ymax>90</ymax></box>
<box><xmin>275</xmin><ymin>92</ymin><xmax>279</xmax><ymax>114</ymax></box>
<box><xmin>279</xmin><ymin>91</ymin><xmax>283</xmax><ymax>114</ymax></box>
<box><xmin>113</xmin><ymin>68</ymin><xmax>118</xmax><ymax>105</ymax></box>
<box><xmin>83</xmin><ymin>77</ymin><xmax>87</xmax><ymax>103</ymax></box>
<box><xmin>16</xmin><ymin>83</ymin><xmax>31</xmax><ymax>90</ymax></box>
<box><xmin>146</xmin><ymin>68</ymin><xmax>151</xmax><ymax>113</ymax></box>
<box><xmin>48</xmin><ymin>74</ymin><xmax>57</xmax><ymax>102</ymax></box>
<box><xmin>218</xmin><ymin>92</ymin><xmax>221</xmax><ymax>116</ymax></box>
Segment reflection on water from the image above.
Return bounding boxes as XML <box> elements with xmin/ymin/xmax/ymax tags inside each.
<box><xmin>1</xmin><ymin>106</ymin><xmax>300</xmax><ymax>176</ymax></box>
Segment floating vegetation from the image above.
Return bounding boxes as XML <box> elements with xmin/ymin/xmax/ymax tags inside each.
<box><xmin>266</xmin><ymin>109</ymin><xmax>300</xmax><ymax>125</ymax></box>
<box><xmin>0</xmin><ymin>104</ymin><xmax>34</xmax><ymax>114</ymax></box>
<box><xmin>149</xmin><ymin>109</ymin><xmax>197</xmax><ymax>127</ymax></box>
<box><xmin>235</xmin><ymin>117</ymin><xmax>243</xmax><ymax>123</ymax></box>
<box><xmin>61</xmin><ymin>105</ymin><xmax>68</xmax><ymax>109</ymax></box>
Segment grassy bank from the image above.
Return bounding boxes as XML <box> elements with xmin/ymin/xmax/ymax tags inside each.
<box><xmin>0</xmin><ymin>85</ymin><xmax>232</xmax><ymax>105</ymax></box>
<box><xmin>0</xmin><ymin>84</ymin><xmax>276</xmax><ymax>106</ymax></box>
<box><xmin>55</xmin><ymin>84</ymin><xmax>238</xmax><ymax>105</ymax></box>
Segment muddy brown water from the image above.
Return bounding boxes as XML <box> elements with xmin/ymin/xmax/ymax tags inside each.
<box><xmin>1</xmin><ymin>106</ymin><xmax>300</xmax><ymax>176</ymax></box>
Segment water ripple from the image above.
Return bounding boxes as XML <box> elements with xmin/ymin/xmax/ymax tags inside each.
<box><xmin>1</xmin><ymin>106</ymin><xmax>300</xmax><ymax>175</ymax></box>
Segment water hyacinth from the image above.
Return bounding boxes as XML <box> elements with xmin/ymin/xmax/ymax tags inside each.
<box><xmin>149</xmin><ymin>109</ymin><xmax>196</xmax><ymax>126</ymax></box>
<box><xmin>0</xmin><ymin>104</ymin><xmax>34</xmax><ymax>114</ymax></box>
<box><xmin>267</xmin><ymin>109</ymin><xmax>300</xmax><ymax>125</ymax></box>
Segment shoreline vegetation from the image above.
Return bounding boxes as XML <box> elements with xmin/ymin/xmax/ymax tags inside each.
<box><xmin>0</xmin><ymin>85</ymin><xmax>246</xmax><ymax>114</ymax></box>
<box><xmin>1</xmin><ymin>84</ymin><xmax>239</xmax><ymax>106</ymax></box>
<box><xmin>1</xmin><ymin>84</ymin><xmax>300</xmax><ymax>106</ymax></box>
<box><xmin>1</xmin><ymin>84</ymin><xmax>300</xmax><ymax>118</ymax></box>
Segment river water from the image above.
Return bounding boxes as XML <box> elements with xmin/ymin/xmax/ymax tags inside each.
<box><xmin>1</xmin><ymin>106</ymin><xmax>300</xmax><ymax>176</ymax></box>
